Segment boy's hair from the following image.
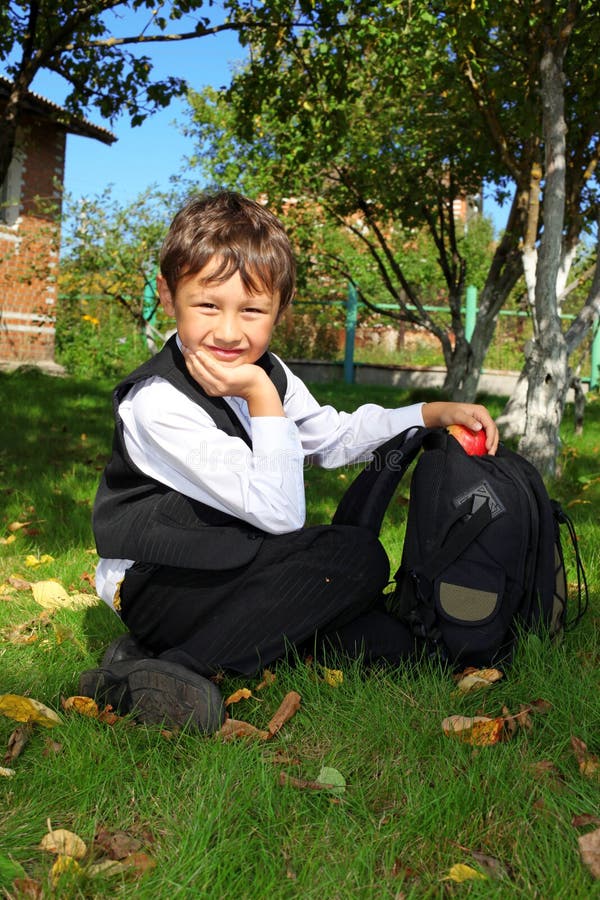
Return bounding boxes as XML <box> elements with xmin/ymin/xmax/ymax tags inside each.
<box><xmin>159</xmin><ymin>191</ymin><xmax>296</xmax><ymax>314</ymax></box>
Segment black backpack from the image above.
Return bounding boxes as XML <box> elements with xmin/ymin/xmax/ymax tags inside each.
<box><xmin>383</xmin><ymin>428</ymin><xmax>588</xmax><ymax>668</ymax></box>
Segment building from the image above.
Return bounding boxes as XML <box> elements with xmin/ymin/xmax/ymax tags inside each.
<box><xmin>0</xmin><ymin>77</ymin><xmax>115</xmax><ymax>366</ymax></box>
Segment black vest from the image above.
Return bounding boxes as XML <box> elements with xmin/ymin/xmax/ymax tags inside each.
<box><xmin>92</xmin><ymin>336</ymin><xmax>287</xmax><ymax>569</ymax></box>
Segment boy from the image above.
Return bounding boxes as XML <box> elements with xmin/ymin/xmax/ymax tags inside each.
<box><xmin>80</xmin><ymin>191</ymin><xmax>498</xmax><ymax>732</ymax></box>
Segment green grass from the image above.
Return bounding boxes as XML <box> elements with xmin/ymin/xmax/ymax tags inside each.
<box><xmin>1</xmin><ymin>369</ymin><xmax>599</xmax><ymax>899</ymax></box>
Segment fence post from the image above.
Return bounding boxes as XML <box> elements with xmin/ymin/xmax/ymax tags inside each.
<box><xmin>344</xmin><ymin>282</ymin><xmax>358</xmax><ymax>384</ymax></box>
<box><xmin>591</xmin><ymin>316</ymin><xmax>600</xmax><ymax>391</ymax></box>
<box><xmin>465</xmin><ymin>285</ymin><xmax>477</xmax><ymax>342</ymax></box>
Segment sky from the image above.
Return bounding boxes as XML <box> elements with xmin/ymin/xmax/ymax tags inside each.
<box><xmin>28</xmin><ymin>6</ymin><xmax>246</xmax><ymax>206</ymax></box>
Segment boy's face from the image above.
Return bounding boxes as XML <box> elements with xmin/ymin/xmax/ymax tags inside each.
<box><xmin>158</xmin><ymin>264</ymin><xmax>279</xmax><ymax>366</ymax></box>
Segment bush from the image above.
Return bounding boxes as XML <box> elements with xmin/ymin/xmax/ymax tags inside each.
<box><xmin>55</xmin><ymin>293</ymin><xmax>150</xmax><ymax>378</ymax></box>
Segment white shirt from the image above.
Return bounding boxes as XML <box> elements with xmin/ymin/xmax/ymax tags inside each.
<box><xmin>96</xmin><ymin>352</ymin><xmax>425</xmax><ymax>609</ymax></box>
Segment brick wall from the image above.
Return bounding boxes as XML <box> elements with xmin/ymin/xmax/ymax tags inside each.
<box><xmin>0</xmin><ymin>113</ymin><xmax>65</xmax><ymax>363</ymax></box>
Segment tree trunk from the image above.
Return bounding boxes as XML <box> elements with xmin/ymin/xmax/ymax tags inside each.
<box><xmin>517</xmin><ymin>28</ymin><xmax>570</xmax><ymax>476</ymax></box>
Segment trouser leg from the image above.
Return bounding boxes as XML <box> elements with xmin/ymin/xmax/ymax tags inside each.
<box><xmin>119</xmin><ymin>524</ymin><xmax>400</xmax><ymax>677</ymax></box>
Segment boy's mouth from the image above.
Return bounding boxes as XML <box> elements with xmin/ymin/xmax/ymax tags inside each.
<box><xmin>207</xmin><ymin>345</ymin><xmax>246</xmax><ymax>362</ymax></box>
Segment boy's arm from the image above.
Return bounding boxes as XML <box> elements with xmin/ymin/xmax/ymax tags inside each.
<box><xmin>422</xmin><ymin>401</ymin><xmax>499</xmax><ymax>454</ymax></box>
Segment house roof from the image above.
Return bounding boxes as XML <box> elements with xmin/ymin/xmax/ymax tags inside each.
<box><xmin>0</xmin><ymin>75</ymin><xmax>116</xmax><ymax>145</ymax></box>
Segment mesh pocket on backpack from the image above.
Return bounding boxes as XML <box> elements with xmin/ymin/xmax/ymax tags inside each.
<box><xmin>435</xmin><ymin>559</ymin><xmax>505</xmax><ymax>626</ymax></box>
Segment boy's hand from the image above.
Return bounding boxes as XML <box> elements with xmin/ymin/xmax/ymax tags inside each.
<box><xmin>182</xmin><ymin>345</ymin><xmax>284</xmax><ymax>417</ymax></box>
<box><xmin>422</xmin><ymin>401</ymin><xmax>499</xmax><ymax>455</ymax></box>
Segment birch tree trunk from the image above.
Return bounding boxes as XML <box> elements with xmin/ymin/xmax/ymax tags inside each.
<box><xmin>516</xmin><ymin>31</ymin><xmax>570</xmax><ymax>475</ymax></box>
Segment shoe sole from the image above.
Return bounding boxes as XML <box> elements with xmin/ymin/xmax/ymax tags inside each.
<box><xmin>78</xmin><ymin>660</ymin><xmax>225</xmax><ymax>733</ymax></box>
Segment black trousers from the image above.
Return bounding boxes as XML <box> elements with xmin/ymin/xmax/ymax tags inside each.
<box><xmin>119</xmin><ymin>431</ymin><xmax>418</xmax><ymax>677</ymax></box>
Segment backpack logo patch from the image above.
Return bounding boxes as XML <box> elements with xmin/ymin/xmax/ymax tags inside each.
<box><xmin>453</xmin><ymin>481</ymin><xmax>506</xmax><ymax>519</ymax></box>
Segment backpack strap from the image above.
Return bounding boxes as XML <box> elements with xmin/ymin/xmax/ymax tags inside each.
<box><xmin>331</xmin><ymin>426</ymin><xmax>430</xmax><ymax>531</ymax></box>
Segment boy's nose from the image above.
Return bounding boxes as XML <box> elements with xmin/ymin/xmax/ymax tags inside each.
<box><xmin>213</xmin><ymin>314</ymin><xmax>242</xmax><ymax>344</ymax></box>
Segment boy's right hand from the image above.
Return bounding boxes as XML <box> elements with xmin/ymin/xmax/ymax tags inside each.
<box><xmin>182</xmin><ymin>345</ymin><xmax>284</xmax><ymax>418</ymax></box>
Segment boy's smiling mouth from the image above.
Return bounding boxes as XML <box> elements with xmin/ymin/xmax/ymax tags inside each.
<box><xmin>207</xmin><ymin>345</ymin><xmax>246</xmax><ymax>362</ymax></box>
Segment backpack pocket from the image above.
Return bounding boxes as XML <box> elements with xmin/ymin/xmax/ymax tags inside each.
<box><xmin>434</xmin><ymin>555</ymin><xmax>517</xmax><ymax>666</ymax></box>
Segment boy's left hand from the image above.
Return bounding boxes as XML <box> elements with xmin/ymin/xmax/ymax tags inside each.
<box><xmin>422</xmin><ymin>401</ymin><xmax>499</xmax><ymax>455</ymax></box>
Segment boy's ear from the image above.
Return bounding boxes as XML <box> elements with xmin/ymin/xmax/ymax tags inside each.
<box><xmin>157</xmin><ymin>274</ymin><xmax>175</xmax><ymax>317</ymax></box>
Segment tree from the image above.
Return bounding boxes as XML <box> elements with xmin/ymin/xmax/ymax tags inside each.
<box><xmin>186</xmin><ymin>9</ymin><xmax>514</xmax><ymax>397</ymax></box>
<box><xmin>187</xmin><ymin>0</ymin><xmax>599</xmax><ymax>473</ymax></box>
<box><xmin>0</xmin><ymin>0</ymin><xmax>248</xmax><ymax>188</ymax></box>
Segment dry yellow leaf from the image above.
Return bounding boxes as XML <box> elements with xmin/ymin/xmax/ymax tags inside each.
<box><xmin>441</xmin><ymin>715</ymin><xmax>504</xmax><ymax>746</ymax></box>
<box><xmin>0</xmin><ymin>534</ymin><xmax>17</xmax><ymax>545</ymax></box>
<box><xmin>8</xmin><ymin>521</ymin><xmax>31</xmax><ymax>532</ymax></box>
<box><xmin>40</xmin><ymin>827</ymin><xmax>87</xmax><ymax>859</ymax></box>
<box><xmin>0</xmin><ymin>766</ymin><xmax>16</xmax><ymax>777</ymax></box>
<box><xmin>62</xmin><ymin>696</ymin><xmax>100</xmax><ymax>717</ymax></box>
<box><xmin>225</xmin><ymin>687</ymin><xmax>252</xmax><ymax>705</ymax></box>
<box><xmin>578</xmin><ymin>827</ymin><xmax>600</xmax><ymax>880</ymax></box>
<box><xmin>444</xmin><ymin>863</ymin><xmax>488</xmax><ymax>882</ymax></box>
<box><xmin>455</xmin><ymin>668</ymin><xmax>503</xmax><ymax>693</ymax></box>
<box><xmin>0</xmin><ymin>694</ymin><xmax>62</xmax><ymax>727</ymax></box>
<box><xmin>31</xmin><ymin>580</ymin><xmax>70</xmax><ymax>608</ymax></box>
<box><xmin>50</xmin><ymin>855</ymin><xmax>83</xmax><ymax>886</ymax></box>
<box><xmin>323</xmin><ymin>668</ymin><xmax>344</xmax><ymax>687</ymax></box>
<box><xmin>25</xmin><ymin>554</ymin><xmax>54</xmax><ymax>568</ymax></box>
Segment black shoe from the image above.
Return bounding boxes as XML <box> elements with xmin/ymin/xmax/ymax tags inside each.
<box><xmin>101</xmin><ymin>634</ymin><xmax>155</xmax><ymax>667</ymax></box>
<box><xmin>78</xmin><ymin>659</ymin><xmax>225</xmax><ymax>733</ymax></box>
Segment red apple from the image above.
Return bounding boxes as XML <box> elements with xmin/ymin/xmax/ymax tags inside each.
<box><xmin>447</xmin><ymin>424</ymin><xmax>488</xmax><ymax>456</ymax></box>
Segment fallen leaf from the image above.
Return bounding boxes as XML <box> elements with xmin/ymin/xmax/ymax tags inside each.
<box><xmin>61</xmin><ymin>696</ymin><xmax>121</xmax><ymax>725</ymax></box>
<box><xmin>31</xmin><ymin>580</ymin><xmax>70</xmax><ymax>609</ymax></box>
<box><xmin>444</xmin><ymin>863</ymin><xmax>488</xmax><ymax>882</ymax></box>
<box><xmin>0</xmin><ymin>534</ymin><xmax>17</xmax><ymax>545</ymax></box>
<box><xmin>322</xmin><ymin>668</ymin><xmax>344</xmax><ymax>687</ymax></box>
<box><xmin>454</xmin><ymin>668</ymin><xmax>503</xmax><ymax>693</ymax></box>
<box><xmin>279</xmin><ymin>770</ymin><xmax>342</xmax><ymax>792</ymax></box>
<box><xmin>62</xmin><ymin>696</ymin><xmax>100</xmax><ymax>717</ymax></box>
<box><xmin>4</xmin><ymin>724</ymin><xmax>33</xmax><ymax>765</ymax></box>
<box><xmin>219</xmin><ymin>718</ymin><xmax>270</xmax><ymax>741</ymax></box>
<box><xmin>267</xmin><ymin>691</ymin><xmax>301</xmax><ymax>737</ymax></box>
<box><xmin>40</xmin><ymin>825</ymin><xmax>86</xmax><ymax>859</ymax></box>
<box><xmin>571</xmin><ymin>736</ymin><xmax>600</xmax><ymax>780</ymax></box>
<box><xmin>88</xmin><ymin>852</ymin><xmax>158</xmax><ymax>878</ymax></box>
<box><xmin>8</xmin><ymin>521</ymin><xmax>31</xmax><ymax>532</ymax></box>
<box><xmin>470</xmin><ymin>850</ymin><xmax>511</xmax><ymax>880</ymax></box>
<box><xmin>0</xmin><ymin>766</ymin><xmax>15</xmax><ymax>777</ymax></box>
<box><xmin>256</xmin><ymin>669</ymin><xmax>276</xmax><ymax>691</ymax></box>
<box><xmin>8</xmin><ymin>575</ymin><xmax>31</xmax><ymax>590</ymax></box>
<box><xmin>0</xmin><ymin>694</ymin><xmax>61</xmax><ymax>728</ymax></box>
<box><xmin>315</xmin><ymin>766</ymin><xmax>346</xmax><ymax>796</ymax></box>
<box><xmin>94</xmin><ymin>827</ymin><xmax>142</xmax><ymax>860</ymax></box>
<box><xmin>225</xmin><ymin>687</ymin><xmax>252</xmax><ymax>705</ymax></box>
<box><xmin>50</xmin><ymin>855</ymin><xmax>82</xmax><ymax>886</ymax></box>
<box><xmin>441</xmin><ymin>715</ymin><xmax>505</xmax><ymax>746</ymax></box>
<box><xmin>578</xmin><ymin>827</ymin><xmax>600</xmax><ymax>879</ymax></box>
<box><xmin>25</xmin><ymin>554</ymin><xmax>54</xmax><ymax>568</ymax></box>
<box><xmin>573</xmin><ymin>814</ymin><xmax>600</xmax><ymax>828</ymax></box>
<box><xmin>42</xmin><ymin>738</ymin><xmax>64</xmax><ymax>757</ymax></box>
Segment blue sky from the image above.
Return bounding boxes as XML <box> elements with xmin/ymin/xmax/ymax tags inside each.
<box><xmin>28</xmin><ymin>8</ymin><xmax>245</xmax><ymax>205</ymax></box>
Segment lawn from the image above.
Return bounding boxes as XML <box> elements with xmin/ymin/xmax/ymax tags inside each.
<box><xmin>1</xmin><ymin>368</ymin><xmax>599</xmax><ymax>898</ymax></box>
